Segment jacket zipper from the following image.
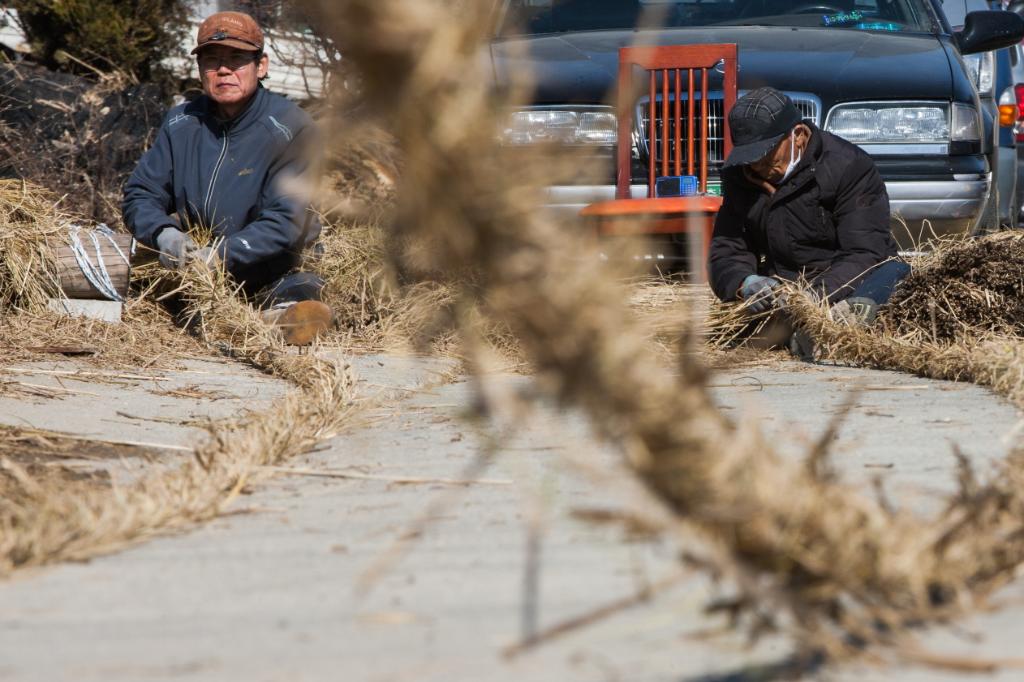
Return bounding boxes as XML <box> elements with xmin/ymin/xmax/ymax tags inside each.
<box><xmin>203</xmin><ymin>122</ymin><xmax>231</xmax><ymax>220</ymax></box>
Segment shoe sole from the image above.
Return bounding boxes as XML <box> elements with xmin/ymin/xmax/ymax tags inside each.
<box><xmin>272</xmin><ymin>301</ymin><xmax>333</xmax><ymax>346</ymax></box>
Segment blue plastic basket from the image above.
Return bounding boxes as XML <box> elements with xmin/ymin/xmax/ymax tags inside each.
<box><xmin>655</xmin><ymin>175</ymin><xmax>699</xmax><ymax>198</ymax></box>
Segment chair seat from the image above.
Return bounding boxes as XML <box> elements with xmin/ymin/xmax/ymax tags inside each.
<box><xmin>580</xmin><ymin>196</ymin><xmax>720</xmax><ymax>282</ymax></box>
<box><xmin>580</xmin><ymin>197</ymin><xmax>719</xmax><ymax>237</ymax></box>
<box><xmin>579</xmin><ymin>196</ymin><xmax>721</xmax><ymax>218</ymax></box>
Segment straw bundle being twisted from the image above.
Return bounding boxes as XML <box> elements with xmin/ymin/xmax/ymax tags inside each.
<box><xmin>0</xmin><ymin>355</ymin><xmax>354</xmax><ymax>573</ymax></box>
<box><xmin>177</xmin><ymin>256</ymin><xmax>349</xmax><ymax>389</ymax></box>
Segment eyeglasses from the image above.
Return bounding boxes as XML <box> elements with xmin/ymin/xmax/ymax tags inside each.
<box><xmin>197</xmin><ymin>53</ymin><xmax>258</xmax><ymax>72</ymax></box>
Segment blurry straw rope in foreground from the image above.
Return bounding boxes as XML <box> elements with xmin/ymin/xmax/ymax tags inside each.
<box><xmin>309</xmin><ymin>0</ymin><xmax>1024</xmax><ymax>666</ymax></box>
<box><xmin>3</xmin><ymin>3</ymin><xmax>1024</xmax><ymax>671</ymax></box>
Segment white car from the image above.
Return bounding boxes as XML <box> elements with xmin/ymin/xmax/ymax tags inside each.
<box><xmin>0</xmin><ymin>7</ymin><xmax>28</xmax><ymax>58</ymax></box>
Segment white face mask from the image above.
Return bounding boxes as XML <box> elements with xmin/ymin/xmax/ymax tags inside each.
<box><xmin>778</xmin><ymin>129</ymin><xmax>803</xmax><ymax>184</ymax></box>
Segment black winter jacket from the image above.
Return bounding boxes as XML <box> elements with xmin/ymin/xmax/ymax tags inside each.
<box><xmin>122</xmin><ymin>86</ymin><xmax>321</xmax><ymax>290</ymax></box>
<box><xmin>708</xmin><ymin>125</ymin><xmax>897</xmax><ymax>303</ymax></box>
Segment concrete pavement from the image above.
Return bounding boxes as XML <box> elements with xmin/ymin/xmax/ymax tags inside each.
<box><xmin>0</xmin><ymin>352</ymin><xmax>1021</xmax><ymax>681</ymax></box>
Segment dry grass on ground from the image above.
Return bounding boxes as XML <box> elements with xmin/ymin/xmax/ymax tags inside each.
<box><xmin>313</xmin><ymin>211</ymin><xmax>777</xmax><ymax>370</ymax></box>
<box><xmin>0</xmin><ymin>180</ymin><xmax>360</xmax><ymax>573</ymax></box>
<box><xmin>0</xmin><ymin>180</ymin><xmax>65</xmax><ymax>309</ymax></box>
<box><xmin>0</xmin><ymin>179</ymin><xmax>203</xmax><ymax>369</ymax></box>
<box><xmin>314</xmin><ymin>210</ymin><xmax>525</xmax><ymax>364</ymax></box>
<box><xmin>0</xmin><ymin>298</ymin><xmax>203</xmax><ymax>369</ymax></box>
<box><xmin>0</xmin><ymin>256</ymin><xmax>357</xmax><ymax>573</ymax></box>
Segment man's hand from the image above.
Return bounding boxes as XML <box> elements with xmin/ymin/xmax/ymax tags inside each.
<box><xmin>742</xmin><ymin>166</ymin><xmax>777</xmax><ymax>195</ymax></box>
<box><xmin>156</xmin><ymin>227</ymin><xmax>198</xmax><ymax>270</ymax></box>
<box><xmin>740</xmin><ymin>274</ymin><xmax>781</xmax><ymax>313</ymax></box>
<box><xmin>188</xmin><ymin>246</ymin><xmax>220</xmax><ymax>270</ymax></box>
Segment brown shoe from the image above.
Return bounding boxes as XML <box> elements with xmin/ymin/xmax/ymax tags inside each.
<box><xmin>261</xmin><ymin>300</ymin><xmax>333</xmax><ymax>346</ymax></box>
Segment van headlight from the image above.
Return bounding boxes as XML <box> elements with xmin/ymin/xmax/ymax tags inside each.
<box><xmin>950</xmin><ymin>102</ymin><xmax>981</xmax><ymax>141</ymax></box>
<box><xmin>962</xmin><ymin>51</ymin><xmax>995</xmax><ymax>98</ymax></box>
<box><xmin>500</xmin><ymin>106</ymin><xmax>617</xmax><ymax>146</ymax></box>
<box><xmin>824</xmin><ymin>102</ymin><xmax>980</xmax><ymax>143</ymax></box>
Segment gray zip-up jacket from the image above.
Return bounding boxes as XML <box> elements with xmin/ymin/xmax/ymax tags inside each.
<box><xmin>122</xmin><ymin>86</ymin><xmax>321</xmax><ymax>289</ymax></box>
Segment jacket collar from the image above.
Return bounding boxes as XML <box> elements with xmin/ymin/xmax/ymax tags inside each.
<box><xmin>200</xmin><ymin>85</ymin><xmax>267</xmax><ymax>134</ymax></box>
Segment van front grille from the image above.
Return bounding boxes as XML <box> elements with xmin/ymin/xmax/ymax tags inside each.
<box><xmin>636</xmin><ymin>93</ymin><xmax>820</xmax><ymax>179</ymax></box>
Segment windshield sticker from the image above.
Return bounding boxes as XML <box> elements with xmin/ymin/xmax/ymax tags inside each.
<box><xmin>821</xmin><ymin>10</ymin><xmax>863</xmax><ymax>26</ymax></box>
<box><xmin>851</xmin><ymin>21</ymin><xmax>902</xmax><ymax>31</ymax></box>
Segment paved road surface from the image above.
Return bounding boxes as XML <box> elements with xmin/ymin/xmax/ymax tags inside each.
<box><xmin>0</xmin><ymin>352</ymin><xmax>1020</xmax><ymax>681</ymax></box>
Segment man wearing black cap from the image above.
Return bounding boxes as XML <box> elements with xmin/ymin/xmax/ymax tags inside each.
<box><xmin>122</xmin><ymin>11</ymin><xmax>331</xmax><ymax>345</ymax></box>
<box><xmin>708</xmin><ymin>87</ymin><xmax>908</xmax><ymax>338</ymax></box>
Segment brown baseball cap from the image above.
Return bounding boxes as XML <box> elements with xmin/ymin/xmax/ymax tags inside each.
<box><xmin>191</xmin><ymin>11</ymin><xmax>264</xmax><ymax>54</ymax></box>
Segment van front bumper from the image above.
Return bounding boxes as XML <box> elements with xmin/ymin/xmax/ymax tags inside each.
<box><xmin>545</xmin><ymin>174</ymin><xmax>991</xmax><ymax>248</ymax></box>
<box><xmin>885</xmin><ymin>174</ymin><xmax>990</xmax><ymax>247</ymax></box>
<box><xmin>885</xmin><ymin>176</ymin><xmax>989</xmax><ymax>222</ymax></box>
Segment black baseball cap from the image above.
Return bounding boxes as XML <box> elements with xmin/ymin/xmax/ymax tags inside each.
<box><xmin>722</xmin><ymin>87</ymin><xmax>803</xmax><ymax>169</ymax></box>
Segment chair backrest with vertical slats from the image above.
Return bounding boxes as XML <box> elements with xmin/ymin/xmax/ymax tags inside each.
<box><xmin>614</xmin><ymin>44</ymin><xmax>738</xmax><ymax>200</ymax></box>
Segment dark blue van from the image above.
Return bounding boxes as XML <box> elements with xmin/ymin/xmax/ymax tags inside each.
<box><xmin>491</xmin><ymin>0</ymin><xmax>1024</xmax><ymax>250</ymax></box>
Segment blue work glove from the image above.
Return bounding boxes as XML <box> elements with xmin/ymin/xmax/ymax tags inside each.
<box><xmin>156</xmin><ymin>227</ymin><xmax>198</xmax><ymax>270</ymax></box>
<box><xmin>740</xmin><ymin>275</ymin><xmax>781</xmax><ymax>313</ymax></box>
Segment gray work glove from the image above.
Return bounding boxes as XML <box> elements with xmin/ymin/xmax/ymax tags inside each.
<box><xmin>740</xmin><ymin>275</ymin><xmax>781</xmax><ymax>314</ymax></box>
<box><xmin>188</xmin><ymin>246</ymin><xmax>220</xmax><ymax>270</ymax></box>
<box><xmin>156</xmin><ymin>227</ymin><xmax>198</xmax><ymax>270</ymax></box>
<box><xmin>831</xmin><ymin>297</ymin><xmax>879</xmax><ymax>326</ymax></box>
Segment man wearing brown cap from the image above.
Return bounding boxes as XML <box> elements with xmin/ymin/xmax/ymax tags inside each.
<box><xmin>123</xmin><ymin>11</ymin><xmax>331</xmax><ymax>345</ymax></box>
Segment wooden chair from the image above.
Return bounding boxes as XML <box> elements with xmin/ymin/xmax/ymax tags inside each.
<box><xmin>580</xmin><ymin>43</ymin><xmax>738</xmax><ymax>281</ymax></box>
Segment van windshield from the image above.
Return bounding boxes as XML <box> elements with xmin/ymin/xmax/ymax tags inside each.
<box><xmin>496</xmin><ymin>0</ymin><xmax>937</xmax><ymax>36</ymax></box>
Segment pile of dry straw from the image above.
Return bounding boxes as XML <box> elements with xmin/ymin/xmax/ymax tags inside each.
<box><xmin>0</xmin><ymin>179</ymin><xmax>205</xmax><ymax>367</ymax></box>
<box><xmin>781</xmin><ymin>233</ymin><xmax>1024</xmax><ymax>406</ymax></box>
<box><xmin>881</xmin><ymin>232</ymin><xmax>1024</xmax><ymax>341</ymax></box>
<box><xmin>0</xmin><ymin>178</ymin><xmax>357</xmax><ymax>573</ymax></box>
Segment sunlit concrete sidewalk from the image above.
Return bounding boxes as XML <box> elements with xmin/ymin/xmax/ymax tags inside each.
<box><xmin>0</xmin><ymin>353</ymin><xmax>1020</xmax><ymax>681</ymax></box>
